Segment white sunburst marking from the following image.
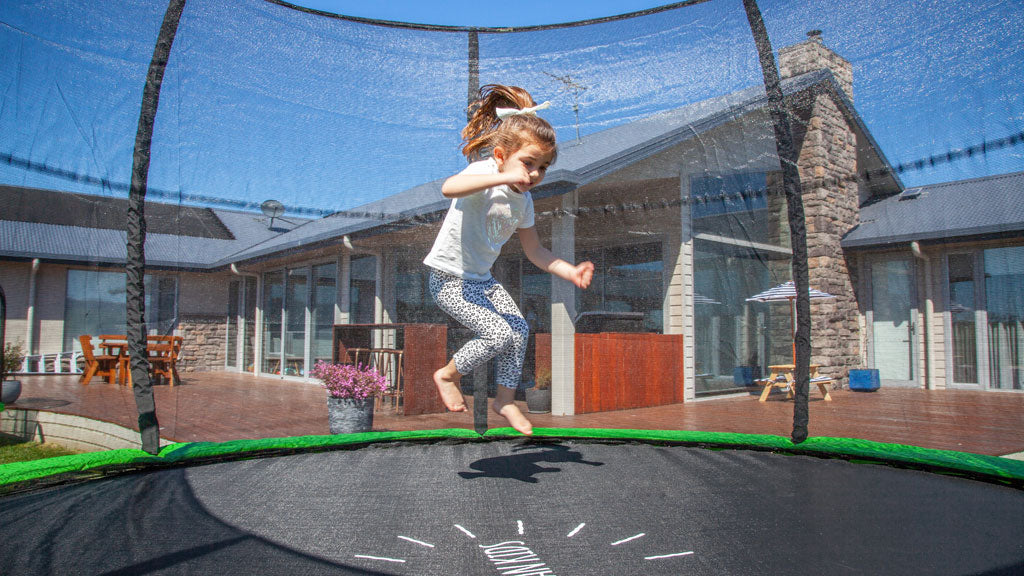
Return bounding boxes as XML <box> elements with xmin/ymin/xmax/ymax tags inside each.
<box><xmin>645</xmin><ymin>551</ymin><xmax>695</xmax><ymax>561</ymax></box>
<box><xmin>398</xmin><ymin>536</ymin><xmax>435</xmax><ymax>548</ymax></box>
<box><xmin>454</xmin><ymin>524</ymin><xmax>476</xmax><ymax>539</ymax></box>
<box><xmin>354</xmin><ymin>554</ymin><xmax>406</xmax><ymax>563</ymax></box>
<box><xmin>567</xmin><ymin>523</ymin><xmax>586</xmax><ymax>538</ymax></box>
<box><xmin>358</xmin><ymin>521</ymin><xmax>694</xmax><ymax>570</ymax></box>
<box><xmin>610</xmin><ymin>533</ymin><xmax>646</xmax><ymax>546</ymax></box>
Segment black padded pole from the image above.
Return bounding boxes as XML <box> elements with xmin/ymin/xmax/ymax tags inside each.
<box><xmin>465</xmin><ymin>30</ymin><xmax>488</xmax><ymax>435</ymax></box>
<box><xmin>127</xmin><ymin>0</ymin><xmax>186</xmax><ymax>455</ymax></box>
<box><xmin>0</xmin><ymin>283</ymin><xmax>7</xmax><ymax>404</ymax></box>
<box><xmin>467</xmin><ymin>30</ymin><xmax>479</xmax><ymax>122</ymax></box>
<box><xmin>742</xmin><ymin>0</ymin><xmax>812</xmax><ymax>443</ymax></box>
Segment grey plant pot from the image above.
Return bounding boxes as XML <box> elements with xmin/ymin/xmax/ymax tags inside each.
<box><xmin>525</xmin><ymin>388</ymin><xmax>551</xmax><ymax>414</ymax></box>
<box><xmin>327</xmin><ymin>396</ymin><xmax>374</xmax><ymax>434</ymax></box>
<box><xmin>1</xmin><ymin>379</ymin><xmax>22</xmax><ymax>404</ymax></box>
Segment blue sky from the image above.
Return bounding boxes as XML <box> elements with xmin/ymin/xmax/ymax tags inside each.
<box><xmin>1</xmin><ymin>0</ymin><xmax>1021</xmax><ymax>215</ymax></box>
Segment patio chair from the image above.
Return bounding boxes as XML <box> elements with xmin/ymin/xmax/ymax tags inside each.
<box><xmin>371</xmin><ymin>348</ymin><xmax>404</xmax><ymax>413</ymax></box>
<box><xmin>78</xmin><ymin>335</ymin><xmax>118</xmax><ymax>386</ymax></box>
<box><xmin>148</xmin><ymin>335</ymin><xmax>182</xmax><ymax>387</ymax></box>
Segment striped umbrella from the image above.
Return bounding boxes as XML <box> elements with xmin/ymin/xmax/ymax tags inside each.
<box><xmin>746</xmin><ymin>281</ymin><xmax>835</xmax><ymax>364</ymax></box>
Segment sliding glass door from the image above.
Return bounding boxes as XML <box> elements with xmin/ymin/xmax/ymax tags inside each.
<box><xmin>261</xmin><ymin>262</ymin><xmax>337</xmax><ymax>378</ymax></box>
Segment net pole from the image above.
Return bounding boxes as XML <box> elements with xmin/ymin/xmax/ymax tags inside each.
<box><xmin>1</xmin><ymin>283</ymin><xmax>7</xmax><ymax>407</ymax></box>
<box><xmin>742</xmin><ymin>0</ymin><xmax>811</xmax><ymax>443</ymax></box>
<box><xmin>126</xmin><ymin>0</ymin><xmax>187</xmax><ymax>455</ymax></box>
<box><xmin>465</xmin><ymin>30</ymin><xmax>488</xmax><ymax>434</ymax></box>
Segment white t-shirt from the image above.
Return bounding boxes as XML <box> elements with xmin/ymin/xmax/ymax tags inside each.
<box><xmin>424</xmin><ymin>157</ymin><xmax>535</xmax><ymax>281</ymax></box>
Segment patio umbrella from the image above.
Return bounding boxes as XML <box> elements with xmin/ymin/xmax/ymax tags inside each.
<box><xmin>746</xmin><ymin>281</ymin><xmax>836</xmax><ymax>364</ymax></box>
<box><xmin>694</xmin><ymin>293</ymin><xmax>722</xmax><ymax>306</ymax></box>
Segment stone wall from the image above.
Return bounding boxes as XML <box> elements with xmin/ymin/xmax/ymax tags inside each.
<box><xmin>781</xmin><ymin>33</ymin><xmax>863</xmax><ymax>384</ymax></box>
<box><xmin>176</xmin><ymin>314</ymin><xmax>226</xmax><ymax>372</ymax></box>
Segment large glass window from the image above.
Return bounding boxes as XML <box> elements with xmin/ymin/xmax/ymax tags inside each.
<box><xmin>948</xmin><ymin>253</ymin><xmax>977</xmax><ymax>384</ymax></box>
<box><xmin>227</xmin><ymin>280</ymin><xmax>240</xmax><ymax>368</ymax></box>
<box><xmin>284</xmin><ymin>268</ymin><xmax>309</xmax><ymax>376</ymax></box>
<box><xmin>984</xmin><ymin>246</ymin><xmax>1024</xmax><ymax>390</ymax></box>
<box><xmin>395</xmin><ymin>253</ymin><xmax>447</xmax><ymax>324</ymax></box>
<box><xmin>263</xmin><ymin>264</ymin><xmax>336</xmax><ymax>377</ymax></box>
<box><xmin>691</xmin><ymin>172</ymin><xmax>790</xmax><ymax>395</ymax></box>
<box><xmin>262</xmin><ymin>270</ymin><xmax>284</xmax><ymax>374</ymax></box>
<box><xmin>576</xmin><ymin>242</ymin><xmax>663</xmax><ymax>333</ymax></box>
<box><xmin>63</xmin><ymin>269</ymin><xmax>177</xmax><ymax>351</ymax></box>
<box><xmin>350</xmin><ymin>255</ymin><xmax>376</xmax><ymax>324</ymax></box>
<box><xmin>311</xmin><ymin>263</ymin><xmax>337</xmax><ymax>366</ymax></box>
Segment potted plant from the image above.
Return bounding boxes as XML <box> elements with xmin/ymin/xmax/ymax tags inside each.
<box><xmin>526</xmin><ymin>365</ymin><xmax>552</xmax><ymax>414</ymax></box>
<box><xmin>2</xmin><ymin>341</ymin><xmax>26</xmax><ymax>404</ymax></box>
<box><xmin>311</xmin><ymin>360</ymin><xmax>388</xmax><ymax>434</ymax></box>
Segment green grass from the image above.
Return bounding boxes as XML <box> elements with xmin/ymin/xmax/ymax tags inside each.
<box><xmin>0</xmin><ymin>433</ymin><xmax>82</xmax><ymax>465</ymax></box>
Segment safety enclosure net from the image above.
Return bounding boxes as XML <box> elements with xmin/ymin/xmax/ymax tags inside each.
<box><xmin>1</xmin><ymin>0</ymin><xmax>1022</xmax><ymax>449</ymax></box>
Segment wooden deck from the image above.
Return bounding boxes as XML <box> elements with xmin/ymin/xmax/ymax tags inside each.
<box><xmin>4</xmin><ymin>372</ymin><xmax>1024</xmax><ymax>457</ymax></box>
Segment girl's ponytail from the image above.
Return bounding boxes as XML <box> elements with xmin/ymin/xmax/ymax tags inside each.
<box><xmin>461</xmin><ymin>85</ymin><xmax>547</xmax><ymax>159</ymax></box>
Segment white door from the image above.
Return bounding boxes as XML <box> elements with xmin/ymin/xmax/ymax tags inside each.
<box><xmin>869</xmin><ymin>257</ymin><xmax>918</xmax><ymax>386</ymax></box>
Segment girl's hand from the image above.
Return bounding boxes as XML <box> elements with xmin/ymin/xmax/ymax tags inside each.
<box><xmin>572</xmin><ymin>261</ymin><xmax>595</xmax><ymax>289</ymax></box>
<box><xmin>504</xmin><ymin>163</ymin><xmax>533</xmax><ymax>192</ymax></box>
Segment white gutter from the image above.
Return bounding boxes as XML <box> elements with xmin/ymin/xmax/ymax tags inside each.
<box><xmin>910</xmin><ymin>242</ymin><xmax>934</xmax><ymax>390</ymax></box>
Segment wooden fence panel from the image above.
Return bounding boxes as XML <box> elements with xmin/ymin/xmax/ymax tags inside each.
<box><xmin>574</xmin><ymin>333</ymin><xmax>685</xmax><ymax>414</ymax></box>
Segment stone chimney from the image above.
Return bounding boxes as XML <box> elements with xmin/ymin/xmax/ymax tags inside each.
<box><xmin>778</xmin><ymin>30</ymin><xmax>853</xmax><ymax>102</ymax></box>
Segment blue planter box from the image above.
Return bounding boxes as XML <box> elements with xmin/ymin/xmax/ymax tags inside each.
<box><xmin>733</xmin><ymin>366</ymin><xmax>758</xmax><ymax>387</ymax></box>
<box><xmin>849</xmin><ymin>369</ymin><xmax>881</xmax><ymax>391</ymax></box>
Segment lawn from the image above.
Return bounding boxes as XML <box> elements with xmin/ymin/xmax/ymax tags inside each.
<box><xmin>0</xmin><ymin>433</ymin><xmax>82</xmax><ymax>465</ymax></box>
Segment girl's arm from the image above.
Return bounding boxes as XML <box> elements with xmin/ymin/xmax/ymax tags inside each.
<box><xmin>518</xmin><ymin>226</ymin><xmax>594</xmax><ymax>289</ymax></box>
<box><xmin>441</xmin><ymin>165</ymin><xmax>530</xmax><ymax>199</ymax></box>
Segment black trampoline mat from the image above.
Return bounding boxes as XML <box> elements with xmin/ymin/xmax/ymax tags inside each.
<box><xmin>2</xmin><ymin>439</ymin><xmax>1023</xmax><ymax>575</ymax></box>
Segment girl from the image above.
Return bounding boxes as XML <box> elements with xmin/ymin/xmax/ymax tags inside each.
<box><xmin>424</xmin><ymin>84</ymin><xmax>594</xmax><ymax>436</ymax></box>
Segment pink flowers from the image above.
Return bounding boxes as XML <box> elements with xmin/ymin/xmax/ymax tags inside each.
<box><xmin>311</xmin><ymin>360</ymin><xmax>388</xmax><ymax>400</ymax></box>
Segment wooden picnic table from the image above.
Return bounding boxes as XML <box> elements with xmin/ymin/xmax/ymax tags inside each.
<box><xmin>756</xmin><ymin>364</ymin><xmax>833</xmax><ymax>402</ymax></box>
<box><xmin>96</xmin><ymin>334</ymin><xmax>181</xmax><ymax>386</ymax></box>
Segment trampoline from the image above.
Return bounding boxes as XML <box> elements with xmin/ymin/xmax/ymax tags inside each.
<box><xmin>3</xmin><ymin>1</ymin><xmax>1024</xmax><ymax>574</ymax></box>
<box><xmin>2</xmin><ymin>429</ymin><xmax>1023</xmax><ymax>575</ymax></box>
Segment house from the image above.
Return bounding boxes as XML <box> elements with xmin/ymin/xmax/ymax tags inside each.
<box><xmin>2</xmin><ymin>33</ymin><xmax>1020</xmax><ymax>415</ymax></box>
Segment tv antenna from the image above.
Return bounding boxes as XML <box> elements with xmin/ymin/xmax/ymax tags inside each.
<box><xmin>544</xmin><ymin>71</ymin><xmax>588</xmax><ymax>142</ymax></box>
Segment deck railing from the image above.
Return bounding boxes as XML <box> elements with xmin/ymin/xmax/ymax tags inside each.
<box><xmin>19</xmin><ymin>352</ymin><xmax>83</xmax><ymax>375</ymax></box>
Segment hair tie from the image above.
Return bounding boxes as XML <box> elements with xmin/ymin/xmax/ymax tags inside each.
<box><xmin>496</xmin><ymin>100</ymin><xmax>551</xmax><ymax>120</ymax></box>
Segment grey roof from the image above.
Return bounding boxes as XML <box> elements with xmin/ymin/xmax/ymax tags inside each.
<box><xmin>225</xmin><ymin>69</ymin><xmax>898</xmax><ymax>265</ymax></box>
<box><xmin>1</xmin><ymin>69</ymin><xmax>904</xmax><ymax>268</ymax></box>
<box><xmin>841</xmin><ymin>170</ymin><xmax>1024</xmax><ymax>248</ymax></box>
<box><xmin>0</xmin><ymin>186</ymin><xmax>307</xmax><ymax>268</ymax></box>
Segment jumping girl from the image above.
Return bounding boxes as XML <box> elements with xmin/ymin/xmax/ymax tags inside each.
<box><xmin>424</xmin><ymin>84</ymin><xmax>594</xmax><ymax>435</ymax></box>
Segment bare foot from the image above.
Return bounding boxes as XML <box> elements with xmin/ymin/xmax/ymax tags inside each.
<box><xmin>492</xmin><ymin>389</ymin><xmax>533</xmax><ymax>436</ymax></box>
<box><xmin>433</xmin><ymin>365</ymin><xmax>467</xmax><ymax>412</ymax></box>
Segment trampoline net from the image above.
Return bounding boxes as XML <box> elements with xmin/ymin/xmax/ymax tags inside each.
<box><xmin>1</xmin><ymin>0</ymin><xmax>1022</xmax><ymax>445</ymax></box>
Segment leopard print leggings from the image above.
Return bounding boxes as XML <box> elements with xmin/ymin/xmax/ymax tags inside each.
<box><xmin>429</xmin><ymin>268</ymin><xmax>529</xmax><ymax>389</ymax></box>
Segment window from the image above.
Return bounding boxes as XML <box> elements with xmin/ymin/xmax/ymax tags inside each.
<box><xmin>948</xmin><ymin>253</ymin><xmax>977</xmax><ymax>384</ymax></box>
<box><xmin>63</xmin><ymin>269</ymin><xmax>177</xmax><ymax>351</ymax></box>
<box><xmin>577</xmin><ymin>242</ymin><xmax>663</xmax><ymax>332</ymax></box>
<box><xmin>311</xmin><ymin>263</ymin><xmax>337</xmax><ymax>366</ymax></box>
<box><xmin>690</xmin><ymin>171</ymin><xmax>790</xmax><ymax>395</ymax></box>
<box><xmin>984</xmin><ymin>247</ymin><xmax>1023</xmax><ymax>390</ymax></box>
<box><xmin>349</xmin><ymin>255</ymin><xmax>377</xmax><ymax>324</ymax></box>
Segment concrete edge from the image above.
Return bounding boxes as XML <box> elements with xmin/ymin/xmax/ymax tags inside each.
<box><xmin>1</xmin><ymin>409</ymin><xmax>170</xmax><ymax>452</ymax></box>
